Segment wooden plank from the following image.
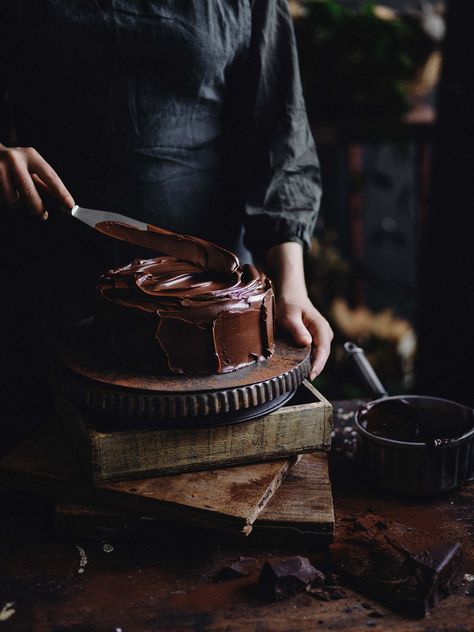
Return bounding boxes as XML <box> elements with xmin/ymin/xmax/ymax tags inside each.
<box><xmin>55</xmin><ymin>380</ymin><xmax>332</xmax><ymax>482</ymax></box>
<box><xmin>54</xmin><ymin>453</ymin><xmax>334</xmax><ymax>544</ymax></box>
<box><xmin>253</xmin><ymin>452</ymin><xmax>334</xmax><ymax>541</ymax></box>
<box><xmin>0</xmin><ymin>422</ymin><xmax>295</xmax><ymax>536</ymax></box>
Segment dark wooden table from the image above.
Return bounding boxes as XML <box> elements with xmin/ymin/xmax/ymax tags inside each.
<box><xmin>1</xmin><ymin>401</ymin><xmax>473</xmax><ymax>632</ymax></box>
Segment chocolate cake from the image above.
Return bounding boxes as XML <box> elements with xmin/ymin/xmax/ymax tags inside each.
<box><xmin>95</xmin><ymin>222</ymin><xmax>275</xmax><ymax>374</ymax></box>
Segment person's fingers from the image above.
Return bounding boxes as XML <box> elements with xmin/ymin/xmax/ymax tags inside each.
<box><xmin>8</xmin><ymin>149</ymin><xmax>47</xmax><ymax>219</ymax></box>
<box><xmin>29</xmin><ymin>149</ymin><xmax>75</xmax><ymax>208</ymax></box>
<box><xmin>31</xmin><ymin>175</ymin><xmax>51</xmax><ymax>220</ymax></box>
<box><xmin>0</xmin><ymin>161</ymin><xmax>19</xmax><ymax>206</ymax></box>
<box><xmin>277</xmin><ymin>303</ymin><xmax>312</xmax><ymax>347</ymax></box>
<box><xmin>304</xmin><ymin>313</ymin><xmax>334</xmax><ymax>379</ymax></box>
<box><xmin>31</xmin><ymin>173</ymin><xmax>49</xmax><ymax>193</ymax></box>
<box><xmin>0</xmin><ymin>147</ymin><xmax>74</xmax><ymax>219</ymax></box>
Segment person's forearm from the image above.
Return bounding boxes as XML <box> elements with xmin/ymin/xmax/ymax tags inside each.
<box><xmin>265</xmin><ymin>240</ymin><xmax>333</xmax><ymax>378</ymax></box>
<box><xmin>265</xmin><ymin>241</ymin><xmax>308</xmax><ymax>300</ymax></box>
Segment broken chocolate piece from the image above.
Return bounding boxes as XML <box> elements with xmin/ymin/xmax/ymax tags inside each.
<box><xmin>307</xmin><ymin>588</ymin><xmax>331</xmax><ymax>601</ymax></box>
<box><xmin>307</xmin><ymin>586</ymin><xmax>347</xmax><ymax>601</ymax></box>
<box><xmin>330</xmin><ymin>513</ymin><xmax>463</xmax><ymax>617</ymax></box>
<box><xmin>215</xmin><ymin>557</ymin><xmax>258</xmax><ymax>581</ymax></box>
<box><xmin>466</xmin><ymin>583</ymin><xmax>474</xmax><ymax>596</ymax></box>
<box><xmin>368</xmin><ymin>610</ymin><xmax>385</xmax><ymax>618</ymax></box>
<box><xmin>257</xmin><ymin>556</ymin><xmax>322</xmax><ymax>601</ymax></box>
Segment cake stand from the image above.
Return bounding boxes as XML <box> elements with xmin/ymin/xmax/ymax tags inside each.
<box><xmin>52</xmin><ymin>320</ymin><xmax>312</xmax><ymax>428</ymax></box>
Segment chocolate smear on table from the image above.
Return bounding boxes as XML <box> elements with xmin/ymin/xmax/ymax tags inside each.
<box><xmin>330</xmin><ymin>513</ymin><xmax>463</xmax><ymax>617</ymax></box>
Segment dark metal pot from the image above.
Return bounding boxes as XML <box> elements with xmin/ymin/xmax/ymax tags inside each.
<box><xmin>345</xmin><ymin>342</ymin><xmax>474</xmax><ymax>495</ymax></box>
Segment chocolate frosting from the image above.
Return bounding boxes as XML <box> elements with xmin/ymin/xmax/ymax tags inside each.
<box><xmin>95</xmin><ymin>221</ymin><xmax>239</xmax><ymax>275</ymax></box>
<box><xmin>96</xmin><ymin>254</ymin><xmax>275</xmax><ymax>374</ymax></box>
<box><xmin>94</xmin><ymin>218</ymin><xmax>275</xmax><ymax>374</ymax></box>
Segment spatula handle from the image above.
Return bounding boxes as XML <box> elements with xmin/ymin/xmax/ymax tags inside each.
<box><xmin>344</xmin><ymin>341</ymin><xmax>389</xmax><ymax>399</ymax></box>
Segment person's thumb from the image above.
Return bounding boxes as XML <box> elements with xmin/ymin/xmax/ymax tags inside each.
<box><xmin>277</xmin><ymin>304</ymin><xmax>312</xmax><ymax>347</ymax></box>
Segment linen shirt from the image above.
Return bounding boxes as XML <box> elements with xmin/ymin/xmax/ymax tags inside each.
<box><xmin>0</xmin><ymin>0</ymin><xmax>321</xmax><ymax>259</ymax></box>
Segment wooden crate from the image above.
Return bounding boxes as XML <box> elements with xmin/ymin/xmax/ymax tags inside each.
<box><xmin>56</xmin><ymin>380</ymin><xmax>332</xmax><ymax>482</ymax></box>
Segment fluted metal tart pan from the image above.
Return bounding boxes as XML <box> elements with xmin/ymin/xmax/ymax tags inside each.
<box><xmin>52</xmin><ymin>320</ymin><xmax>311</xmax><ymax>427</ymax></box>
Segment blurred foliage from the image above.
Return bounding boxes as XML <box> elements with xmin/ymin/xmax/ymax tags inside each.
<box><xmin>306</xmin><ymin>233</ymin><xmax>416</xmax><ymax>398</ymax></box>
<box><xmin>296</xmin><ymin>0</ymin><xmax>437</xmax><ymax>122</ymax></box>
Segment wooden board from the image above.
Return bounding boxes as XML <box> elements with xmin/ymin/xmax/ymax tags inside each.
<box><xmin>53</xmin><ymin>453</ymin><xmax>334</xmax><ymax>544</ymax></box>
<box><xmin>253</xmin><ymin>452</ymin><xmax>334</xmax><ymax>541</ymax></box>
<box><xmin>0</xmin><ymin>422</ymin><xmax>295</xmax><ymax>535</ymax></box>
<box><xmin>55</xmin><ymin>380</ymin><xmax>332</xmax><ymax>482</ymax></box>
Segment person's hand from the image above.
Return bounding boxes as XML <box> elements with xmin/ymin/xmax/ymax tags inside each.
<box><xmin>265</xmin><ymin>241</ymin><xmax>333</xmax><ymax>380</ymax></box>
<box><xmin>0</xmin><ymin>144</ymin><xmax>74</xmax><ymax>220</ymax></box>
<box><xmin>276</xmin><ymin>293</ymin><xmax>333</xmax><ymax>380</ymax></box>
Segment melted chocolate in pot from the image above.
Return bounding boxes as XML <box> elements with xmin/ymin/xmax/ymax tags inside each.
<box><xmin>361</xmin><ymin>398</ymin><xmax>474</xmax><ymax>446</ymax></box>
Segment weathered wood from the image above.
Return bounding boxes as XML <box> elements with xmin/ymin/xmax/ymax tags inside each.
<box><xmin>254</xmin><ymin>452</ymin><xmax>334</xmax><ymax>541</ymax></box>
<box><xmin>54</xmin><ymin>453</ymin><xmax>334</xmax><ymax>543</ymax></box>
<box><xmin>2</xmin><ymin>401</ymin><xmax>474</xmax><ymax>632</ymax></box>
<box><xmin>56</xmin><ymin>381</ymin><xmax>332</xmax><ymax>482</ymax></box>
<box><xmin>0</xmin><ymin>423</ymin><xmax>295</xmax><ymax>535</ymax></box>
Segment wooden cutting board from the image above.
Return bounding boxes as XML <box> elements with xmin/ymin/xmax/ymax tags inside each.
<box><xmin>53</xmin><ymin>453</ymin><xmax>334</xmax><ymax>544</ymax></box>
<box><xmin>0</xmin><ymin>422</ymin><xmax>295</xmax><ymax>535</ymax></box>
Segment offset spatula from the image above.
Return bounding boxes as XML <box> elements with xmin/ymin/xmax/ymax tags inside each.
<box><xmin>68</xmin><ymin>205</ymin><xmax>239</xmax><ymax>274</ymax></box>
<box><xmin>71</xmin><ymin>204</ymin><xmax>148</xmax><ymax>231</ymax></box>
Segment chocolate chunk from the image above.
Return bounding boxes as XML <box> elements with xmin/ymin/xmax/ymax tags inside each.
<box><xmin>308</xmin><ymin>588</ymin><xmax>332</xmax><ymax>601</ymax></box>
<box><xmin>215</xmin><ymin>557</ymin><xmax>258</xmax><ymax>581</ymax></box>
<box><xmin>257</xmin><ymin>557</ymin><xmax>322</xmax><ymax>601</ymax></box>
<box><xmin>308</xmin><ymin>585</ymin><xmax>346</xmax><ymax>601</ymax></box>
<box><xmin>466</xmin><ymin>583</ymin><xmax>474</xmax><ymax>596</ymax></box>
<box><xmin>330</xmin><ymin>513</ymin><xmax>463</xmax><ymax>617</ymax></box>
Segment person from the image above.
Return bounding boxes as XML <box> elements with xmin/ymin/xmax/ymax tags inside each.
<box><xmin>0</xmin><ymin>1</ymin><xmax>332</xmax><ymax>411</ymax></box>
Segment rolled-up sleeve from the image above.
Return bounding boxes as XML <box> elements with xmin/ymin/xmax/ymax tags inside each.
<box><xmin>229</xmin><ymin>0</ymin><xmax>321</xmax><ymax>256</ymax></box>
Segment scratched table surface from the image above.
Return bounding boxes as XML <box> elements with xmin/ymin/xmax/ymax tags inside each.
<box><xmin>1</xmin><ymin>401</ymin><xmax>473</xmax><ymax>632</ymax></box>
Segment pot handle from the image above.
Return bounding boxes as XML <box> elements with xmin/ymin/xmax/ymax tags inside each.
<box><xmin>344</xmin><ymin>342</ymin><xmax>389</xmax><ymax>399</ymax></box>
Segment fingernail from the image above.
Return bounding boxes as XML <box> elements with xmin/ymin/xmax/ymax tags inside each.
<box><xmin>42</xmin><ymin>211</ymin><xmax>48</xmax><ymax>221</ymax></box>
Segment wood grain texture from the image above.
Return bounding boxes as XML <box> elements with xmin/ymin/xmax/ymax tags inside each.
<box><xmin>254</xmin><ymin>452</ymin><xmax>334</xmax><ymax>540</ymax></box>
<box><xmin>55</xmin><ymin>380</ymin><xmax>332</xmax><ymax>482</ymax></box>
<box><xmin>0</xmin><ymin>423</ymin><xmax>295</xmax><ymax>535</ymax></box>
<box><xmin>54</xmin><ymin>453</ymin><xmax>334</xmax><ymax>543</ymax></box>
